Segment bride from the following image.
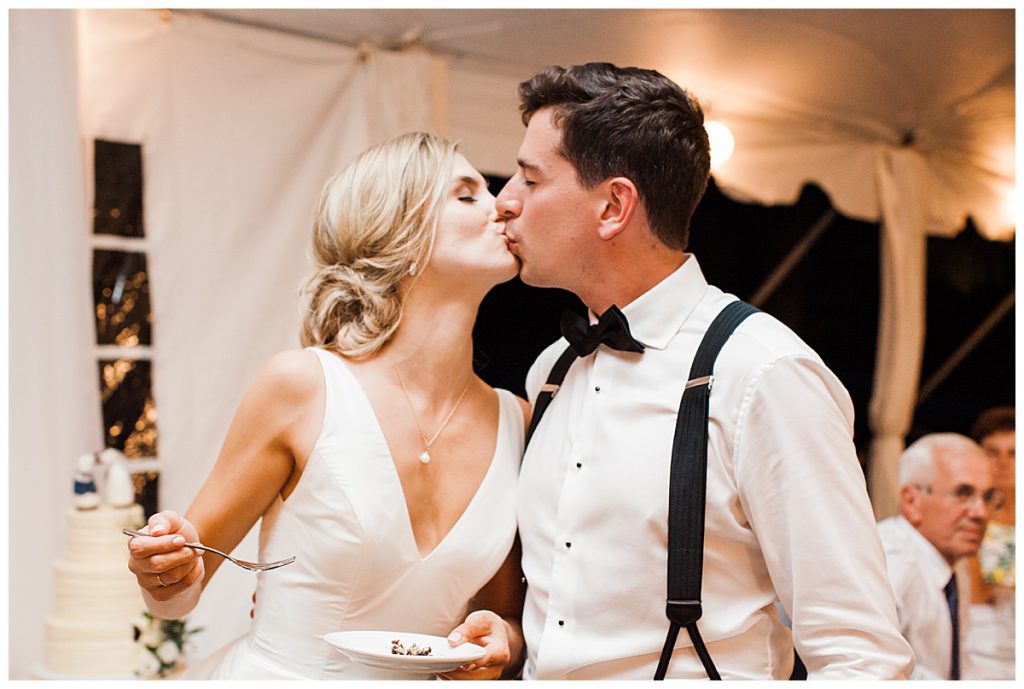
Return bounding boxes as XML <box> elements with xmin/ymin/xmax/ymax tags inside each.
<box><xmin>126</xmin><ymin>132</ymin><xmax>527</xmax><ymax>679</ymax></box>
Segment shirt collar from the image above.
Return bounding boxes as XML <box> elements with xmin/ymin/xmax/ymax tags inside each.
<box><xmin>598</xmin><ymin>254</ymin><xmax>709</xmax><ymax>351</ymax></box>
<box><xmin>896</xmin><ymin>515</ymin><xmax>955</xmax><ymax>591</ymax></box>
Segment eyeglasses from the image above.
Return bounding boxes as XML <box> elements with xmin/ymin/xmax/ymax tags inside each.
<box><xmin>912</xmin><ymin>484</ymin><xmax>1007</xmax><ymax>511</ymax></box>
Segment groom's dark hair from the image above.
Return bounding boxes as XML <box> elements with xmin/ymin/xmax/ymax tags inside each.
<box><xmin>518</xmin><ymin>62</ymin><xmax>710</xmax><ymax>252</ymax></box>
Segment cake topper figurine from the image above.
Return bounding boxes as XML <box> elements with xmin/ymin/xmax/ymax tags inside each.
<box><xmin>100</xmin><ymin>448</ymin><xmax>136</xmax><ymax>507</ymax></box>
<box><xmin>73</xmin><ymin>452</ymin><xmax>100</xmax><ymax>510</ymax></box>
<box><xmin>75</xmin><ymin>447</ymin><xmax>136</xmax><ymax>509</ymax></box>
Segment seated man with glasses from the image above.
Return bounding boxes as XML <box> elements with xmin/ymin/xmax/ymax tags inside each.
<box><xmin>877</xmin><ymin>433</ymin><xmax>1002</xmax><ymax>680</ymax></box>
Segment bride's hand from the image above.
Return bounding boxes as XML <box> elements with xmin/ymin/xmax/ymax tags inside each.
<box><xmin>438</xmin><ymin>610</ymin><xmax>513</xmax><ymax>680</ymax></box>
<box><xmin>127</xmin><ymin>510</ymin><xmax>205</xmax><ymax>601</ymax></box>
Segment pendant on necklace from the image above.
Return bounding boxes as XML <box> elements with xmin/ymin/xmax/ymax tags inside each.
<box><xmin>419</xmin><ymin>450</ymin><xmax>431</xmax><ymax>465</ymax></box>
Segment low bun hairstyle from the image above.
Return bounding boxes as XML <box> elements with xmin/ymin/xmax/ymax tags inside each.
<box><xmin>300</xmin><ymin>132</ymin><xmax>457</xmax><ymax>358</ymax></box>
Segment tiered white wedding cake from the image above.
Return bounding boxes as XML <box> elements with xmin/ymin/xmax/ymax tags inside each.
<box><xmin>43</xmin><ymin>451</ymin><xmax>147</xmax><ymax>678</ymax></box>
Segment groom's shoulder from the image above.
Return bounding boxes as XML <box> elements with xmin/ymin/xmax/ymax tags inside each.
<box><xmin>533</xmin><ymin>336</ymin><xmax>570</xmax><ymax>368</ymax></box>
<box><xmin>532</xmin><ymin>336</ymin><xmax>571</xmax><ymax>374</ymax></box>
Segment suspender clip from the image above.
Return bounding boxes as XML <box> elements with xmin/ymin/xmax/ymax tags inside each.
<box><xmin>540</xmin><ymin>383</ymin><xmax>560</xmax><ymax>397</ymax></box>
<box><xmin>665</xmin><ymin>599</ymin><xmax>703</xmax><ymax>626</ymax></box>
<box><xmin>684</xmin><ymin>375</ymin><xmax>714</xmax><ymax>391</ymax></box>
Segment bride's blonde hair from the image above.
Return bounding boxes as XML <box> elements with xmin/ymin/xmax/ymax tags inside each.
<box><xmin>300</xmin><ymin>132</ymin><xmax>457</xmax><ymax>358</ymax></box>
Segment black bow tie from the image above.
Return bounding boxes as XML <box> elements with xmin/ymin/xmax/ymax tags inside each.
<box><xmin>560</xmin><ymin>306</ymin><xmax>646</xmax><ymax>357</ymax></box>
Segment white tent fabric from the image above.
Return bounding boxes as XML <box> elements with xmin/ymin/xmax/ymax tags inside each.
<box><xmin>9</xmin><ymin>10</ymin><xmax>104</xmax><ymax>679</ymax></box>
<box><xmin>70</xmin><ymin>8</ymin><xmax>434</xmax><ymax>665</ymax></box>
<box><xmin>663</xmin><ymin>11</ymin><xmax>1014</xmax><ymax>238</ymax></box>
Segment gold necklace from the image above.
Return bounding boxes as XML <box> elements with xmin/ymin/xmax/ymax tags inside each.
<box><xmin>393</xmin><ymin>364</ymin><xmax>472</xmax><ymax>465</ymax></box>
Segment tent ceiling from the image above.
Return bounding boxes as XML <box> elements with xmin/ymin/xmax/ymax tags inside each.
<box><xmin>198</xmin><ymin>9</ymin><xmax>1009</xmax><ymax>83</ymax></box>
<box><xmin>199</xmin><ymin>8</ymin><xmax>1015</xmax><ymax>239</ymax></box>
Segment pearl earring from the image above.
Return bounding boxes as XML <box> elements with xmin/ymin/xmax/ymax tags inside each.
<box><xmin>409</xmin><ymin>262</ymin><xmax>417</xmax><ymax>276</ymax></box>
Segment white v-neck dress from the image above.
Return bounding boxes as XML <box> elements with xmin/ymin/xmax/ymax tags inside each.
<box><xmin>184</xmin><ymin>347</ymin><xmax>522</xmax><ymax>679</ymax></box>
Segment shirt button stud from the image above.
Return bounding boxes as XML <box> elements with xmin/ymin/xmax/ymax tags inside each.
<box><xmin>565</xmin><ymin>542</ymin><xmax>572</xmax><ymax>548</ymax></box>
<box><xmin>558</xmin><ymin>620</ymin><xmax>565</xmax><ymax>627</ymax></box>
<box><xmin>576</xmin><ymin>462</ymin><xmax>582</xmax><ymax>469</ymax></box>
<box><xmin>594</xmin><ymin>385</ymin><xmax>601</xmax><ymax>392</ymax></box>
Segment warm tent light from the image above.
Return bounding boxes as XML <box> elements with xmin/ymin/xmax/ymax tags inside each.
<box><xmin>704</xmin><ymin>120</ymin><xmax>735</xmax><ymax>171</ymax></box>
<box><xmin>1003</xmin><ymin>187</ymin><xmax>1018</xmax><ymax>237</ymax></box>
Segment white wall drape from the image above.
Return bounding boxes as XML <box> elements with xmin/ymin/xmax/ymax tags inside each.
<box><xmin>74</xmin><ymin>8</ymin><xmax>435</xmax><ymax>662</ymax></box>
<box><xmin>445</xmin><ymin>59</ymin><xmax>524</xmax><ymax>177</ymax></box>
<box><xmin>9</xmin><ymin>9</ymin><xmax>102</xmax><ymax>680</ymax></box>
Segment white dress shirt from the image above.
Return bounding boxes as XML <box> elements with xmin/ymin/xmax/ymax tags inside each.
<box><xmin>877</xmin><ymin>515</ymin><xmax>975</xmax><ymax>680</ymax></box>
<box><xmin>518</xmin><ymin>256</ymin><xmax>914</xmax><ymax>679</ymax></box>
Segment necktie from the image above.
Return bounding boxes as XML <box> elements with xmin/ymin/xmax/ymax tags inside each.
<box><xmin>560</xmin><ymin>305</ymin><xmax>646</xmax><ymax>357</ymax></box>
<box><xmin>944</xmin><ymin>574</ymin><xmax>961</xmax><ymax>680</ymax></box>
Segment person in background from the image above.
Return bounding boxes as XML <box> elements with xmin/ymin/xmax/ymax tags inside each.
<box><xmin>963</xmin><ymin>407</ymin><xmax>1015</xmax><ymax>678</ymax></box>
<box><xmin>481</xmin><ymin>61</ymin><xmax>914</xmax><ymax>679</ymax></box>
<box><xmin>877</xmin><ymin>433</ymin><xmax>1002</xmax><ymax>679</ymax></box>
<box><xmin>125</xmin><ymin>132</ymin><xmax>527</xmax><ymax>680</ymax></box>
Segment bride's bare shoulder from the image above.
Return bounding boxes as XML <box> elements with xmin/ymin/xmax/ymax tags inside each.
<box><xmin>254</xmin><ymin>349</ymin><xmax>323</xmax><ymax>403</ymax></box>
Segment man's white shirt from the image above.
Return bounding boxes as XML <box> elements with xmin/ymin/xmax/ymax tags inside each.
<box><xmin>877</xmin><ymin>514</ymin><xmax>974</xmax><ymax>679</ymax></box>
<box><xmin>518</xmin><ymin>256</ymin><xmax>914</xmax><ymax>679</ymax></box>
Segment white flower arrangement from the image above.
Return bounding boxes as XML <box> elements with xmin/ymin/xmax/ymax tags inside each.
<box><xmin>136</xmin><ymin>646</ymin><xmax>161</xmax><ymax>678</ymax></box>
<box><xmin>156</xmin><ymin>639</ymin><xmax>180</xmax><ymax>665</ymax></box>
<box><xmin>133</xmin><ymin>611</ymin><xmax>203</xmax><ymax>678</ymax></box>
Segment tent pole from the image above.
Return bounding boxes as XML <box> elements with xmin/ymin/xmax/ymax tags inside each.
<box><xmin>916</xmin><ymin>289</ymin><xmax>1015</xmax><ymax>404</ymax></box>
<box><xmin>749</xmin><ymin>208</ymin><xmax>836</xmax><ymax>308</ymax></box>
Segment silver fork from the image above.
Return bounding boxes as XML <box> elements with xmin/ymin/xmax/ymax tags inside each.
<box><xmin>123</xmin><ymin>528</ymin><xmax>296</xmax><ymax>572</ymax></box>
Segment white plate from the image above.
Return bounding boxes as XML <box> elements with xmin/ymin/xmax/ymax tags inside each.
<box><xmin>323</xmin><ymin>630</ymin><xmax>486</xmax><ymax>674</ymax></box>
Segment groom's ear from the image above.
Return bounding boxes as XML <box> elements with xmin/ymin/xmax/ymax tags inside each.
<box><xmin>595</xmin><ymin>177</ymin><xmax>638</xmax><ymax>241</ymax></box>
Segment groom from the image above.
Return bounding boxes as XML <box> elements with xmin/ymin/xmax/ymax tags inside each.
<box><xmin>452</xmin><ymin>62</ymin><xmax>914</xmax><ymax>679</ymax></box>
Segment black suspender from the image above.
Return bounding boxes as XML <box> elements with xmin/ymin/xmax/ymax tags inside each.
<box><xmin>524</xmin><ymin>299</ymin><xmax>759</xmax><ymax>680</ymax></box>
<box><xmin>656</xmin><ymin>299</ymin><xmax>759</xmax><ymax>679</ymax></box>
<box><xmin>524</xmin><ymin>346</ymin><xmax>578</xmax><ymax>448</ymax></box>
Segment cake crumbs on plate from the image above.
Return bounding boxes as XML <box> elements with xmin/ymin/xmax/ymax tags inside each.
<box><xmin>390</xmin><ymin>638</ymin><xmax>433</xmax><ymax>656</ymax></box>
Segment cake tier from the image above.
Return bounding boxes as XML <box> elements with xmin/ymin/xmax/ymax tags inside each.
<box><xmin>64</xmin><ymin>504</ymin><xmax>144</xmax><ymax>563</ymax></box>
<box><xmin>44</xmin><ymin>615</ymin><xmax>139</xmax><ymax>678</ymax></box>
<box><xmin>46</xmin><ymin>503</ymin><xmax>147</xmax><ymax>678</ymax></box>
<box><xmin>52</xmin><ymin>560</ymin><xmax>144</xmax><ymax>618</ymax></box>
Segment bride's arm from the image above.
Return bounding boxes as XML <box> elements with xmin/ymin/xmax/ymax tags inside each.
<box><xmin>440</xmin><ymin>395</ymin><xmax>531</xmax><ymax>680</ymax></box>
<box><xmin>441</xmin><ymin>536</ymin><xmax>527</xmax><ymax>680</ymax></box>
<box><xmin>127</xmin><ymin>349</ymin><xmax>324</xmax><ymax>620</ymax></box>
